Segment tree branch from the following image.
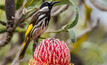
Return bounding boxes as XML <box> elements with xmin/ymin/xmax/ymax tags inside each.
<box><xmin>0</xmin><ymin>26</ymin><xmax>26</xmax><ymax>34</ymax></box>
<box><xmin>19</xmin><ymin>9</ymin><xmax>38</xmax><ymax>23</ymax></box>
<box><xmin>0</xmin><ymin>46</ymin><xmax>19</xmax><ymax>65</ymax></box>
<box><xmin>77</xmin><ymin>19</ymin><xmax>99</xmax><ymax>39</ymax></box>
<box><xmin>51</xmin><ymin>5</ymin><xmax>69</xmax><ymax>16</ymax></box>
<box><xmin>0</xmin><ymin>0</ymin><xmax>16</xmax><ymax>47</ymax></box>
<box><xmin>0</xmin><ymin>20</ymin><xmax>6</xmax><ymax>26</ymax></box>
<box><xmin>90</xmin><ymin>0</ymin><xmax>107</xmax><ymax>11</ymax></box>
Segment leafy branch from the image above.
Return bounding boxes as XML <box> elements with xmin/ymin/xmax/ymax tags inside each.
<box><xmin>48</xmin><ymin>0</ymin><xmax>79</xmax><ymax>33</ymax></box>
<box><xmin>47</xmin><ymin>0</ymin><xmax>79</xmax><ymax>42</ymax></box>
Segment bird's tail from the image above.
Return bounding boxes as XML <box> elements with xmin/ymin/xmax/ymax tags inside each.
<box><xmin>19</xmin><ymin>38</ymin><xmax>30</xmax><ymax>60</ymax></box>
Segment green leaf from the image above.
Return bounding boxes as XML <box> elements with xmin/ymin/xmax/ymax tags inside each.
<box><xmin>60</xmin><ymin>0</ymin><xmax>79</xmax><ymax>30</ymax></box>
<box><xmin>25</xmin><ymin>0</ymin><xmax>41</xmax><ymax>10</ymax></box>
<box><xmin>67</xmin><ymin>0</ymin><xmax>79</xmax><ymax>29</ymax></box>
<box><xmin>0</xmin><ymin>25</ymin><xmax>6</xmax><ymax>33</ymax></box>
<box><xmin>49</xmin><ymin>0</ymin><xmax>71</xmax><ymax>5</ymax></box>
<box><xmin>71</xmin><ymin>31</ymin><xmax>90</xmax><ymax>53</ymax></box>
<box><xmin>0</xmin><ymin>45</ymin><xmax>10</xmax><ymax>58</ymax></box>
<box><xmin>16</xmin><ymin>0</ymin><xmax>24</xmax><ymax>10</ymax></box>
<box><xmin>0</xmin><ymin>10</ymin><xmax>6</xmax><ymax>22</ymax></box>
<box><xmin>68</xmin><ymin>29</ymin><xmax>76</xmax><ymax>43</ymax></box>
<box><xmin>0</xmin><ymin>5</ymin><xmax>4</xmax><ymax>10</ymax></box>
<box><xmin>83</xmin><ymin>3</ymin><xmax>92</xmax><ymax>28</ymax></box>
<box><xmin>24</xmin><ymin>0</ymin><xmax>72</xmax><ymax>10</ymax></box>
<box><xmin>48</xmin><ymin>0</ymin><xmax>79</xmax><ymax>33</ymax></box>
<box><xmin>82</xmin><ymin>42</ymin><xmax>104</xmax><ymax>65</ymax></box>
<box><xmin>0</xmin><ymin>0</ymin><xmax>5</xmax><ymax>5</ymax></box>
<box><xmin>60</xmin><ymin>0</ymin><xmax>71</xmax><ymax>5</ymax></box>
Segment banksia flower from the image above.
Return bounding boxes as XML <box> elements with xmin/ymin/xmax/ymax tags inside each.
<box><xmin>29</xmin><ymin>38</ymin><xmax>71</xmax><ymax>65</ymax></box>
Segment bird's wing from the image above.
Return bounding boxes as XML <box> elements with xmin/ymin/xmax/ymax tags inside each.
<box><xmin>25</xmin><ymin>11</ymin><xmax>40</xmax><ymax>38</ymax></box>
<box><xmin>25</xmin><ymin>23</ymin><xmax>33</xmax><ymax>38</ymax></box>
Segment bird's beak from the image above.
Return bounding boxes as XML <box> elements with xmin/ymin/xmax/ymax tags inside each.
<box><xmin>51</xmin><ymin>1</ymin><xmax>60</xmax><ymax>6</ymax></box>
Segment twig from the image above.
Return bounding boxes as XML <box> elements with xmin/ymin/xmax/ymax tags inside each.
<box><xmin>10</xmin><ymin>29</ymin><xmax>24</xmax><ymax>65</ymax></box>
<box><xmin>51</xmin><ymin>6</ymin><xmax>60</xmax><ymax>13</ymax></box>
<box><xmin>66</xmin><ymin>19</ymin><xmax>99</xmax><ymax>45</ymax></box>
<box><xmin>0</xmin><ymin>45</ymin><xmax>20</xmax><ymax>65</ymax></box>
<box><xmin>77</xmin><ymin>19</ymin><xmax>99</xmax><ymax>39</ymax></box>
<box><xmin>0</xmin><ymin>0</ymin><xmax>28</xmax><ymax>47</ymax></box>
<box><xmin>11</xmin><ymin>44</ymin><xmax>24</xmax><ymax>65</ymax></box>
<box><xmin>11</xmin><ymin>41</ymin><xmax>32</xmax><ymax>65</ymax></box>
<box><xmin>0</xmin><ymin>0</ymin><xmax>16</xmax><ymax>47</ymax></box>
<box><xmin>19</xmin><ymin>9</ymin><xmax>38</xmax><ymax>23</ymax></box>
<box><xmin>0</xmin><ymin>57</ymin><xmax>12</xmax><ymax>65</ymax></box>
<box><xmin>11</xmin><ymin>55</ymin><xmax>19</xmax><ymax>65</ymax></box>
<box><xmin>0</xmin><ymin>26</ymin><xmax>26</xmax><ymax>34</ymax></box>
<box><xmin>0</xmin><ymin>20</ymin><xmax>6</xmax><ymax>26</ymax></box>
<box><xmin>90</xmin><ymin>0</ymin><xmax>107</xmax><ymax>11</ymax></box>
<box><xmin>51</xmin><ymin>5</ymin><xmax>69</xmax><ymax>16</ymax></box>
<box><xmin>15</xmin><ymin>0</ymin><xmax>27</xmax><ymax>20</ymax></box>
<box><xmin>60</xmin><ymin>11</ymin><xmax>74</xmax><ymax>27</ymax></box>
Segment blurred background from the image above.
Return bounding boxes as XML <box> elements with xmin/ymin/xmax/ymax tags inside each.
<box><xmin>0</xmin><ymin>0</ymin><xmax>107</xmax><ymax>65</ymax></box>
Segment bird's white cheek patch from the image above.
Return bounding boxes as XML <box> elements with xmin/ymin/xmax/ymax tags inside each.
<box><xmin>39</xmin><ymin>6</ymin><xmax>49</xmax><ymax>12</ymax></box>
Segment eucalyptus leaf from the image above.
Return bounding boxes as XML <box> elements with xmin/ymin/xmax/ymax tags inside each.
<box><xmin>65</xmin><ymin>0</ymin><xmax>79</xmax><ymax>29</ymax></box>
<box><xmin>54</xmin><ymin>0</ymin><xmax>71</xmax><ymax>5</ymax></box>
<box><xmin>25</xmin><ymin>0</ymin><xmax>41</xmax><ymax>10</ymax></box>
<box><xmin>68</xmin><ymin>29</ymin><xmax>76</xmax><ymax>43</ymax></box>
<box><xmin>24</xmin><ymin>0</ymin><xmax>71</xmax><ymax>10</ymax></box>
<box><xmin>48</xmin><ymin>0</ymin><xmax>79</xmax><ymax>33</ymax></box>
<box><xmin>0</xmin><ymin>5</ymin><xmax>4</xmax><ymax>10</ymax></box>
<box><xmin>0</xmin><ymin>10</ymin><xmax>6</xmax><ymax>22</ymax></box>
<box><xmin>16</xmin><ymin>0</ymin><xmax>24</xmax><ymax>10</ymax></box>
<box><xmin>82</xmin><ymin>42</ymin><xmax>104</xmax><ymax>65</ymax></box>
<box><xmin>57</xmin><ymin>0</ymin><xmax>79</xmax><ymax>31</ymax></box>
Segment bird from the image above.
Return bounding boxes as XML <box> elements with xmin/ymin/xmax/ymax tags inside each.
<box><xmin>19</xmin><ymin>1</ymin><xmax>59</xmax><ymax>60</ymax></box>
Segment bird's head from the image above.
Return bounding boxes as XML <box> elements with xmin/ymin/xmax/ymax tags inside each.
<box><xmin>39</xmin><ymin>1</ymin><xmax>59</xmax><ymax>12</ymax></box>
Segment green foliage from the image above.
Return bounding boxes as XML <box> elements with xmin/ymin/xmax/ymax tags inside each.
<box><xmin>0</xmin><ymin>10</ymin><xmax>6</xmax><ymax>22</ymax></box>
<box><xmin>0</xmin><ymin>5</ymin><xmax>4</xmax><ymax>10</ymax></box>
<box><xmin>0</xmin><ymin>45</ymin><xmax>10</xmax><ymax>59</ymax></box>
<box><xmin>22</xmin><ymin>0</ymin><xmax>79</xmax><ymax>43</ymax></box>
<box><xmin>0</xmin><ymin>25</ymin><xmax>26</xmax><ymax>33</ymax></box>
<box><xmin>25</xmin><ymin>0</ymin><xmax>41</xmax><ymax>10</ymax></box>
<box><xmin>0</xmin><ymin>0</ymin><xmax>5</xmax><ymax>10</ymax></box>
<box><xmin>47</xmin><ymin>0</ymin><xmax>79</xmax><ymax>42</ymax></box>
<box><xmin>0</xmin><ymin>25</ymin><xmax>6</xmax><ymax>33</ymax></box>
<box><xmin>54</xmin><ymin>0</ymin><xmax>71</xmax><ymax>5</ymax></box>
<box><xmin>68</xmin><ymin>29</ymin><xmax>76</xmax><ymax>43</ymax></box>
<box><xmin>25</xmin><ymin>41</ymin><xmax>33</xmax><ymax>58</ymax></box>
<box><xmin>51</xmin><ymin>0</ymin><xmax>78</xmax><ymax>33</ymax></box>
<box><xmin>1</xmin><ymin>0</ymin><xmax>107</xmax><ymax>65</ymax></box>
<box><xmin>81</xmin><ymin>42</ymin><xmax>104</xmax><ymax>65</ymax></box>
<box><xmin>16</xmin><ymin>0</ymin><xmax>24</xmax><ymax>10</ymax></box>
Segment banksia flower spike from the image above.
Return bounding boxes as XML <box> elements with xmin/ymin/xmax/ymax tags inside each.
<box><xmin>29</xmin><ymin>38</ymin><xmax>71</xmax><ymax>65</ymax></box>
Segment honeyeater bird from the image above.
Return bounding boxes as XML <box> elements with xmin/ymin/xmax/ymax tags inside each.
<box><xmin>19</xmin><ymin>1</ymin><xmax>59</xmax><ymax>60</ymax></box>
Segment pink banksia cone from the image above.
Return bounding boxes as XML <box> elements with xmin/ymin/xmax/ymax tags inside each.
<box><xmin>29</xmin><ymin>38</ymin><xmax>71</xmax><ymax>65</ymax></box>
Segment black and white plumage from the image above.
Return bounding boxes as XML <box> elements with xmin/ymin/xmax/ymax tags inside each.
<box><xmin>29</xmin><ymin>9</ymin><xmax>50</xmax><ymax>40</ymax></box>
<box><xmin>19</xmin><ymin>1</ymin><xmax>59</xmax><ymax>60</ymax></box>
<box><xmin>28</xmin><ymin>1</ymin><xmax>60</xmax><ymax>40</ymax></box>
